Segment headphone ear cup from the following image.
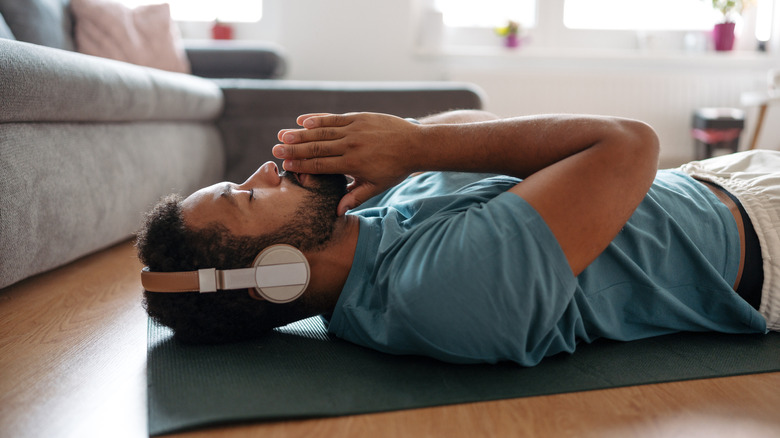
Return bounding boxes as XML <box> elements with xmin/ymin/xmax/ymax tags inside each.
<box><xmin>251</xmin><ymin>244</ymin><xmax>310</xmax><ymax>303</ymax></box>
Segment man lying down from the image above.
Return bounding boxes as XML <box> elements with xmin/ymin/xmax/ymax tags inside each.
<box><xmin>136</xmin><ymin>110</ymin><xmax>778</xmax><ymax>366</ymax></box>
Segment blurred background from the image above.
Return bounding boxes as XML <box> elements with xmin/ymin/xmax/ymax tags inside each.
<box><xmin>119</xmin><ymin>0</ymin><xmax>780</xmax><ymax>166</ymax></box>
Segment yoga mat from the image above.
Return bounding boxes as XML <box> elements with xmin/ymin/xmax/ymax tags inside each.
<box><xmin>147</xmin><ymin>317</ymin><xmax>780</xmax><ymax>436</ymax></box>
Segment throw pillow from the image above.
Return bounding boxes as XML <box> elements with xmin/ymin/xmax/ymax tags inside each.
<box><xmin>0</xmin><ymin>0</ymin><xmax>73</xmax><ymax>50</ymax></box>
<box><xmin>70</xmin><ymin>0</ymin><xmax>190</xmax><ymax>73</ymax></box>
<box><xmin>0</xmin><ymin>12</ymin><xmax>15</xmax><ymax>40</ymax></box>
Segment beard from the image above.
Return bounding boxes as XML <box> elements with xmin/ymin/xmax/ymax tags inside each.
<box><xmin>265</xmin><ymin>171</ymin><xmax>348</xmax><ymax>252</ymax></box>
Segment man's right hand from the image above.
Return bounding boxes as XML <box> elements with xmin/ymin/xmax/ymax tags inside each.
<box><xmin>273</xmin><ymin>112</ymin><xmax>423</xmax><ymax>215</ymax></box>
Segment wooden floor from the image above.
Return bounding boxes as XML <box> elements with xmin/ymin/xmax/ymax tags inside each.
<box><xmin>1</xmin><ymin>240</ymin><xmax>779</xmax><ymax>438</ymax></box>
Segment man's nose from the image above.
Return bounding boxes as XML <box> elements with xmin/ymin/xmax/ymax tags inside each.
<box><xmin>241</xmin><ymin>161</ymin><xmax>281</xmax><ymax>188</ymax></box>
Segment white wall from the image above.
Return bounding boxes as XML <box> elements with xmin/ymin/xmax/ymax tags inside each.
<box><xmin>180</xmin><ymin>0</ymin><xmax>441</xmax><ymax>81</ymax></box>
<box><xmin>442</xmin><ymin>53</ymin><xmax>776</xmax><ymax>166</ymax></box>
<box><xmin>178</xmin><ymin>0</ymin><xmax>780</xmax><ymax>166</ymax></box>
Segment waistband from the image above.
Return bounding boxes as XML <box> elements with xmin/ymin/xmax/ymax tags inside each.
<box><xmin>718</xmin><ymin>186</ymin><xmax>763</xmax><ymax>310</ymax></box>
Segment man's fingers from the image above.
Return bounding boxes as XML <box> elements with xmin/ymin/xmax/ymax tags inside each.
<box><xmin>337</xmin><ymin>184</ymin><xmax>378</xmax><ymax>216</ymax></box>
<box><xmin>277</xmin><ymin>129</ymin><xmax>295</xmax><ymax>142</ymax></box>
<box><xmin>274</xmin><ymin>139</ymin><xmax>343</xmax><ymax>160</ymax></box>
<box><xmin>285</xmin><ymin>127</ymin><xmax>346</xmax><ymax>145</ymax></box>
<box><xmin>337</xmin><ymin>196</ymin><xmax>355</xmax><ymax>216</ymax></box>
<box><xmin>282</xmin><ymin>157</ymin><xmax>343</xmax><ymax>175</ymax></box>
<box><xmin>337</xmin><ymin>192</ymin><xmax>363</xmax><ymax>216</ymax></box>
<box><xmin>297</xmin><ymin>113</ymin><xmax>353</xmax><ymax>129</ymax></box>
<box><xmin>296</xmin><ymin>113</ymin><xmax>331</xmax><ymax>127</ymax></box>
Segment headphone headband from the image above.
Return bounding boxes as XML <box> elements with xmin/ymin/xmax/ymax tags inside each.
<box><xmin>140</xmin><ymin>244</ymin><xmax>310</xmax><ymax>303</ymax></box>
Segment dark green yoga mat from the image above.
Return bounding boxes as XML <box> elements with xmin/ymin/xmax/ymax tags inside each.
<box><xmin>147</xmin><ymin>317</ymin><xmax>780</xmax><ymax>436</ymax></box>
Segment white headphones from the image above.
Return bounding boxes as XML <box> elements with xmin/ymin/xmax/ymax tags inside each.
<box><xmin>140</xmin><ymin>244</ymin><xmax>310</xmax><ymax>303</ymax></box>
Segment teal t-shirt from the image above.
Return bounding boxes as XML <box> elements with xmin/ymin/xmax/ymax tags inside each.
<box><xmin>327</xmin><ymin>171</ymin><xmax>767</xmax><ymax>365</ymax></box>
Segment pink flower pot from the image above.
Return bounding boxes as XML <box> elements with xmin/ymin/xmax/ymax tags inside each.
<box><xmin>713</xmin><ymin>22</ymin><xmax>736</xmax><ymax>51</ymax></box>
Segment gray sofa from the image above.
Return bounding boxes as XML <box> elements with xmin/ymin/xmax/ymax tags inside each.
<box><xmin>0</xmin><ymin>7</ymin><xmax>484</xmax><ymax>289</ymax></box>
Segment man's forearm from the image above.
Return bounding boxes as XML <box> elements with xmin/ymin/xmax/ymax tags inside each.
<box><xmin>410</xmin><ymin>114</ymin><xmax>653</xmax><ymax>179</ymax></box>
<box><xmin>418</xmin><ymin>110</ymin><xmax>500</xmax><ymax>125</ymax></box>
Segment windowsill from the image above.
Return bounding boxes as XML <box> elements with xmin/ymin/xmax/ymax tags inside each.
<box><xmin>415</xmin><ymin>45</ymin><xmax>776</xmax><ymax>70</ymax></box>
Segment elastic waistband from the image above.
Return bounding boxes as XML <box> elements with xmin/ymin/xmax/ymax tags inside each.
<box><xmin>719</xmin><ymin>186</ymin><xmax>763</xmax><ymax>310</ymax></box>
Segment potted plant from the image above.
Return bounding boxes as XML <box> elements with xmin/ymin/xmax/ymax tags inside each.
<box><xmin>708</xmin><ymin>0</ymin><xmax>754</xmax><ymax>51</ymax></box>
<box><xmin>495</xmin><ymin>20</ymin><xmax>522</xmax><ymax>49</ymax></box>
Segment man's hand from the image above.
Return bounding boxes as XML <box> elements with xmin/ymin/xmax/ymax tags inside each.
<box><xmin>273</xmin><ymin>112</ymin><xmax>422</xmax><ymax>215</ymax></box>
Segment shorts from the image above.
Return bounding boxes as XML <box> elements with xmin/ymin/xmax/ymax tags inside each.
<box><xmin>678</xmin><ymin>150</ymin><xmax>780</xmax><ymax>331</ymax></box>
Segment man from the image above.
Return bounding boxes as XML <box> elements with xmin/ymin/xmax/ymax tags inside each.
<box><xmin>137</xmin><ymin>110</ymin><xmax>776</xmax><ymax>366</ymax></box>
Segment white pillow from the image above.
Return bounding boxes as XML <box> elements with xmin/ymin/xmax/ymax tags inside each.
<box><xmin>71</xmin><ymin>0</ymin><xmax>190</xmax><ymax>73</ymax></box>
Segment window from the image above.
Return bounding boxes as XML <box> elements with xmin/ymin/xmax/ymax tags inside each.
<box><xmin>432</xmin><ymin>0</ymin><xmax>777</xmax><ymax>52</ymax></box>
<box><xmin>756</xmin><ymin>0</ymin><xmax>776</xmax><ymax>42</ymax></box>
<box><xmin>434</xmin><ymin>0</ymin><xmax>536</xmax><ymax>28</ymax></box>
<box><xmin>563</xmin><ymin>0</ymin><xmax>719</xmax><ymax>31</ymax></box>
<box><xmin>117</xmin><ymin>0</ymin><xmax>262</xmax><ymax>22</ymax></box>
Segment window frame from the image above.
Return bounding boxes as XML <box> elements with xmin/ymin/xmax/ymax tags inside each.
<box><xmin>429</xmin><ymin>0</ymin><xmax>776</xmax><ymax>54</ymax></box>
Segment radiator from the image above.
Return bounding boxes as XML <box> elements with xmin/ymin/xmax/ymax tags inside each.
<box><xmin>448</xmin><ymin>66</ymin><xmax>772</xmax><ymax>167</ymax></box>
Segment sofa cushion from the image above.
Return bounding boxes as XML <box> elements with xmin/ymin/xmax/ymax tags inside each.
<box><xmin>0</xmin><ymin>0</ymin><xmax>73</xmax><ymax>50</ymax></box>
<box><xmin>0</xmin><ymin>39</ymin><xmax>222</xmax><ymax>123</ymax></box>
<box><xmin>71</xmin><ymin>0</ymin><xmax>190</xmax><ymax>73</ymax></box>
<box><xmin>0</xmin><ymin>12</ymin><xmax>14</xmax><ymax>39</ymax></box>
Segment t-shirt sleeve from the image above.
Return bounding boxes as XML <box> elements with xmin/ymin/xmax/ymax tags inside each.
<box><xmin>330</xmin><ymin>191</ymin><xmax>579</xmax><ymax>365</ymax></box>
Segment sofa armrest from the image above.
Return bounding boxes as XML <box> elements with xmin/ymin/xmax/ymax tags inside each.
<box><xmin>185</xmin><ymin>40</ymin><xmax>287</xmax><ymax>79</ymax></box>
<box><xmin>214</xmin><ymin>79</ymin><xmax>485</xmax><ymax>182</ymax></box>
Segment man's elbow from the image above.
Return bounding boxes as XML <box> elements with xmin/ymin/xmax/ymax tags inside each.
<box><xmin>619</xmin><ymin>118</ymin><xmax>660</xmax><ymax>173</ymax></box>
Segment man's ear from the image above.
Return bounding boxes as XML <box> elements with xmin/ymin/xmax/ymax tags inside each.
<box><xmin>247</xmin><ymin>288</ymin><xmax>265</xmax><ymax>301</ymax></box>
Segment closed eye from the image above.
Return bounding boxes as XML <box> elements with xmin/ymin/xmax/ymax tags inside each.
<box><xmin>249</xmin><ymin>188</ymin><xmax>254</xmax><ymax>201</ymax></box>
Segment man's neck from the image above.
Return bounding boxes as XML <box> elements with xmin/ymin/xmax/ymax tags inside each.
<box><xmin>302</xmin><ymin>214</ymin><xmax>361</xmax><ymax>313</ymax></box>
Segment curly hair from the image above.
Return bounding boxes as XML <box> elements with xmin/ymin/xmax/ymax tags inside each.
<box><xmin>136</xmin><ymin>195</ymin><xmax>318</xmax><ymax>344</ymax></box>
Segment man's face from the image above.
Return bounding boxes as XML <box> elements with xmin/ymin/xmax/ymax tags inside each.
<box><xmin>182</xmin><ymin>162</ymin><xmax>347</xmax><ymax>250</ymax></box>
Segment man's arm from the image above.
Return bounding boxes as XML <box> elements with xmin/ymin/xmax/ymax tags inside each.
<box><xmin>416</xmin><ymin>109</ymin><xmax>501</xmax><ymax>124</ymax></box>
<box><xmin>273</xmin><ymin>111</ymin><xmax>659</xmax><ymax>275</ymax></box>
